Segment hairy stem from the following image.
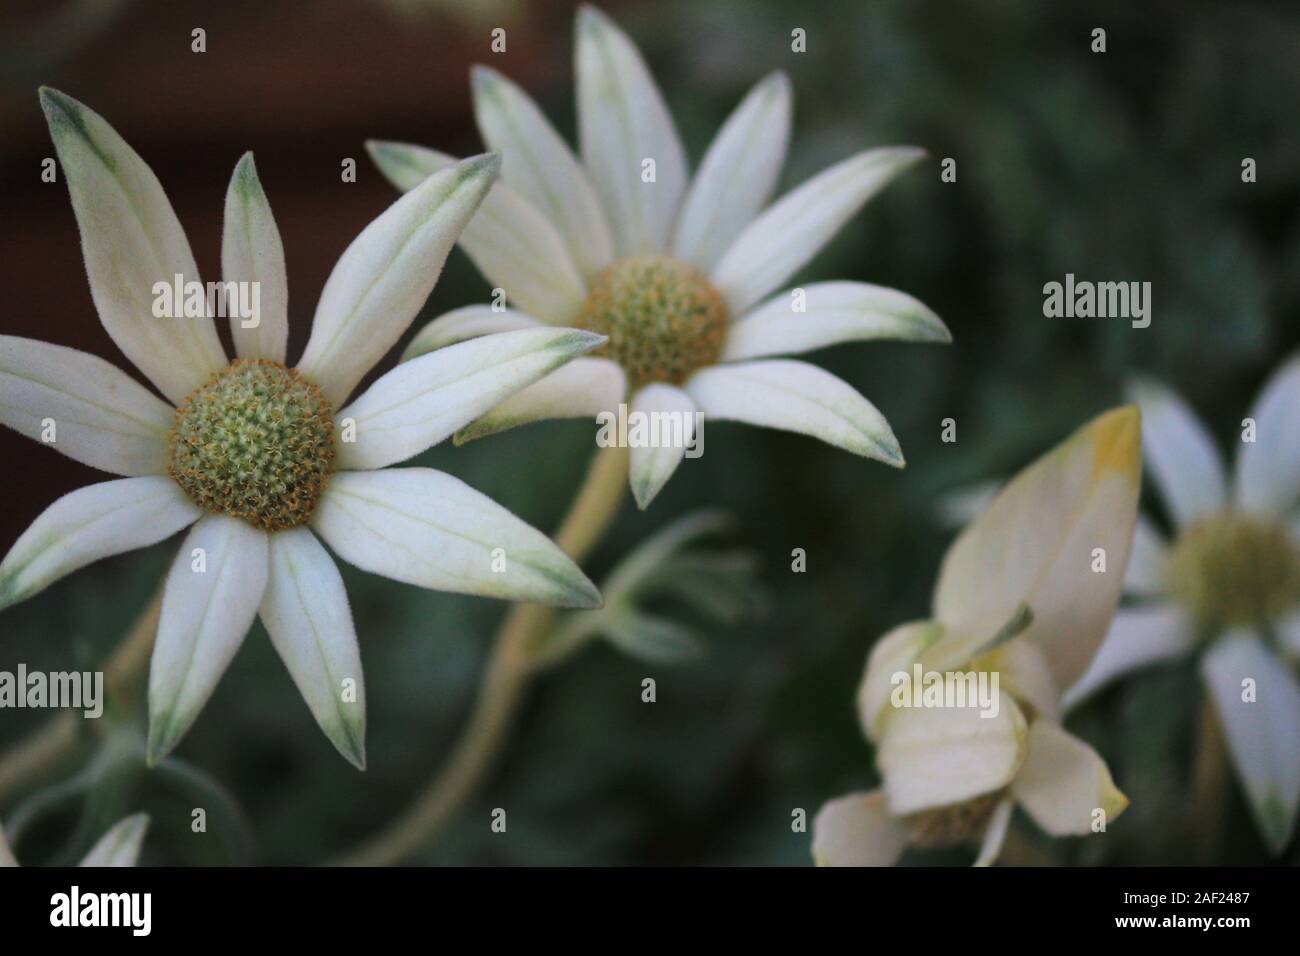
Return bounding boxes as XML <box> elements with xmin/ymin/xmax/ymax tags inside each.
<box><xmin>331</xmin><ymin>444</ymin><xmax>629</xmax><ymax>866</ymax></box>
<box><xmin>0</xmin><ymin>584</ymin><xmax>161</xmax><ymax>807</ymax></box>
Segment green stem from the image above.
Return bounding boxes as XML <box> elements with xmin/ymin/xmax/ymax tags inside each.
<box><xmin>330</xmin><ymin>444</ymin><xmax>629</xmax><ymax>866</ymax></box>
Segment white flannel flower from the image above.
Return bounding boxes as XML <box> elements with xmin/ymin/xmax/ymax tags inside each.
<box><xmin>0</xmin><ymin>813</ymin><xmax>149</xmax><ymax>867</ymax></box>
<box><xmin>368</xmin><ymin>4</ymin><xmax>949</xmax><ymax>509</ymax></box>
<box><xmin>814</xmin><ymin>407</ymin><xmax>1141</xmax><ymax>866</ymax></box>
<box><xmin>1065</xmin><ymin>357</ymin><xmax>1300</xmax><ymax>854</ymax></box>
<box><xmin>0</xmin><ymin>90</ymin><xmax>604</xmax><ymax>771</ymax></box>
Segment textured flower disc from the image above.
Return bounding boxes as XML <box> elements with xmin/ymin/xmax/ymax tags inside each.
<box><xmin>168</xmin><ymin>359</ymin><xmax>336</xmax><ymax>531</ymax></box>
<box><xmin>576</xmin><ymin>255</ymin><xmax>727</xmax><ymax>388</ymax></box>
<box><xmin>903</xmin><ymin>790</ymin><xmax>1005</xmax><ymax>848</ymax></box>
<box><xmin>1167</xmin><ymin>513</ymin><xmax>1300</xmax><ymax>631</ymax></box>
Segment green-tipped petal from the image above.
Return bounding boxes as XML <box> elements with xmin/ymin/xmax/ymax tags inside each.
<box><xmin>222</xmin><ymin>152</ymin><xmax>289</xmax><ymax>363</ymax></box>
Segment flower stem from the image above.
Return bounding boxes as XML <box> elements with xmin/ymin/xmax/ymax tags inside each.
<box><xmin>0</xmin><ymin>584</ymin><xmax>162</xmax><ymax>807</ymax></box>
<box><xmin>331</xmin><ymin>444</ymin><xmax>629</xmax><ymax>866</ymax></box>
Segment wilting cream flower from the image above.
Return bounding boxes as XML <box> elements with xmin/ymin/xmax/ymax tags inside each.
<box><xmin>368</xmin><ymin>4</ymin><xmax>948</xmax><ymax>509</ymax></box>
<box><xmin>1065</xmin><ymin>358</ymin><xmax>1300</xmax><ymax>853</ymax></box>
<box><xmin>0</xmin><ymin>813</ymin><xmax>149</xmax><ymax>867</ymax></box>
<box><xmin>0</xmin><ymin>90</ymin><xmax>604</xmax><ymax>770</ymax></box>
<box><xmin>813</xmin><ymin>407</ymin><xmax>1141</xmax><ymax>866</ymax></box>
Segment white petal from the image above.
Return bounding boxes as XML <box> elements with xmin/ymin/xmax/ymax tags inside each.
<box><xmin>1235</xmin><ymin>352</ymin><xmax>1300</xmax><ymax>516</ymax></box>
<box><xmin>671</xmin><ymin>72</ymin><xmax>791</xmax><ymax>272</ymax></box>
<box><xmin>711</xmin><ymin>147</ymin><xmax>926</xmax><ymax>316</ymax></box>
<box><xmin>40</xmin><ymin>88</ymin><xmax>226</xmax><ymax>404</ymax></box>
<box><xmin>260</xmin><ymin>528</ymin><xmax>366</xmax><ymax>769</ymax></box>
<box><xmin>576</xmin><ymin>4</ymin><xmax>687</xmax><ymax>255</ymax></box>
<box><xmin>335</xmin><ymin>328</ymin><xmax>605</xmax><ymax>470</ymax></box>
<box><xmin>811</xmin><ymin>790</ymin><xmax>909</xmax><ymax>867</ymax></box>
<box><xmin>628</xmin><ymin>383</ymin><xmax>696</xmax><ymax>510</ymax></box>
<box><xmin>973</xmin><ymin>637</ymin><xmax>1062</xmax><ymax>723</ymax></box>
<box><xmin>401</xmin><ymin>306</ymin><xmax>540</xmax><ymax>360</ymax></box>
<box><xmin>878</xmin><ymin>694</ymin><xmax>1028</xmax><ymax>815</ymax></box>
<box><xmin>857</xmin><ymin>619</ymin><xmax>945</xmax><ymax>742</ymax></box>
<box><xmin>296</xmin><ymin>153</ymin><xmax>500</xmax><ymax>406</ymax></box>
<box><xmin>312</xmin><ymin>469</ymin><xmax>600</xmax><ymax>608</ymax></box>
<box><xmin>1011</xmin><ymin>720</ymin><xmax>1128</xmax><ymax>837</ymax></box>
<box><xmin>0</xmin><ymin>477</ymin><xmax>200</xmax><ymax>611</ymax></box>
<box><xmin>78</xmin><ymin>814</ymin><xmax>150</xmax><ymax>867</ymax></box>
<box><xmin>973</xmin><ymin>798</ymin><xmax>1014</xmax><ymax>867</ymax></box>
<box><xmin>147</xmin><ymin>516</ymin><xmax>268</xmax><ymax>763</ymax></box>
<box><xmin>455</xmin><ymin>357</ymin><xmax>627</xmax><ymax>443</ymax></box>
<box><xmin>1128</xmin><ymin>379</ymin><xmax>1227</xmax><ymax>529</ymax></box>
<box><xmin>933</xmin><ymin>407</ymin><xmax>1142</xmax><ymax>690</ymax></box>
<box><xmin>722</xmin><ymin>281</ymin><xmax>950</xmax><ymax>361</ymax></box>
<box><xmin>221</xmin><ymin>152</ymin><xmax>289</xmax><ymax>364</ymax></box>
<box><xmin>470</xmin><ymin>66</ymin><xmax>614</xmax><ymax>277</ymax></box>
<box><xmin>0</xmin><ymin>336</ymin><xmax>174</xmax><ymax>476</ymax></box>
<box><xmin>1062</xmin><ymin>603</ymin><xmax>1194</xmax><ymax>710</ymax></box>
<box><xmin>1125</xmin><ymin>515</ymin><xmax>1169</xmax><ymax>598</ymax></box>
<box><xmin>367</xmin><ymin>141</ymin><xmax>588</xmax><ymax>324</ymax></box>
<box><xmin>1201</xmin><ymin>633</ymin><xmax>1300</xmax><ymax>854</ymax></box>
<box><xmin>685</xmin><ymin>359</ymin><xmax>903</xmax><ymax>465</ymax></box>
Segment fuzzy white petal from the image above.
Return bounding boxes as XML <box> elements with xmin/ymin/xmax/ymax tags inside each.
<box><xmin>811</xmin><ymin>790</ymin><xmax>909</xmax><ymax>867</ymax></box>
<box><xmin>1011</xmin><ymin>720</ymin><xmax>1128</xmax><ymax>837</ymax></box>
<box><xmin>147</xmin><ymin>516</ymin><xmax>269</xmax><ymax>764</ymax></box>
<box><xmin>221</xmin><ymin>152</ymin><xmax>289</xmax><ymax>364</ymax></box>
<box><xmin>312</xmin><ymin>469</ymin><xmax>600</xmax><ymax>608</ymax></box>
<box><xmin>671</xmin><ymin>72</ymin><xmax>791</xmax><ymax>272</ymax></box>
<box><xmin>1062</xmin><ymin>603</ymin><xmax>1193</xmax><ymax>710</ymax></box>
<box><xmin>878</xmin><ymin>694</ymin><xmax>1028</xmax><ymax>815</ymax></box>
<box><xmin>711</xmin><ymin>147</ymin><xmax>925</xmax><ymax>316</ymax></box>
<box><xmin>297</xmin><ymin>153</ymin><xmax>499</xmax><ymax>406</ymax></box>
<box><xmin>857</xmin><ymin>619</ymin><xmax>945</xmax><ymax>743</ymax></box>
<box><xmin>1129</xmin><ymin>379</ymin><xmax>1227</xmax><ymax>529</ymax></box>
<box><xmin>0</xmin><ymin>477</ymin><xmax>200</xmax><ymax>611</ymax></box>
<box><xmin>335</xmin><ymin>328</ymin><xmax>605</xmax><ymax>470</ymax></box>
<box><xmin>78</xmin><ymin>814</ymin><xmax>150</xmax><ymax>867</ymax></box>
<box><xmin>685</xmin><ymin>359</ymin><xmax>902</xmax><ymax>465</ymax></box>
<box><xmin>260</xmin><ymin>528</ymin><xmax>366</xmax><ymax>769</ymax></box>
<box><xmin>628</xmin><ymin>383</ymin><xmax>696</xmax><ymax>510</ymax></box>
<box><xmin>471</xmin><ymin>66</ymin><xmax>614</xmax><ymax>278</ymax></box>
<box><xmin>401</xmin><ymin>306</ymin><xmax>541</xmax><ymax>360</ymax></box>
<box><xmin>0</xmin><ymin>336</ymin><xmax>174</xmax><ymax>476</ymax></box>
<box><xmin>973</xmin><ymin>798</ymin><xmax>1014</xmax><ymax>867</ymax></box>
<box><xmin>933</xmin><ymin>407</ymin><xmax>1142</xmax><ymax>690</ymax></box>
<box><xmin>722</xmin><ymin>281</ymin><xmax>950</xmax><ymax>360</ymax></box>
<box><xmin>1125</xmin><ymin>515</ymin><xmax>1168</xmax><ymax>598</ymax></box>
<box><xmin>455</xmin><ymin>357</ymin><xmax>627</xmax><ymax>444</ymax></box>
<box><xmin>576</xmin><ymin>5</ymin><xmax>687</xmax><ymax>256</ymax></box>
<box><xmin>367</xmin><ymin>142</ymin><xmax>588</xmax><ymax>325</ymax></box>
<box><xmin>1235</xmin><ymin>352</ymin><xmax>1300</xmax><ymax>516</ymax></box>
<box><xmin>1201</xmin><ymin>633</ymin><xmax>1300</xmax><ymax>854</ymax></box>
<box><xmin>40</xmin><ymin>88</ymin><xmax>226</xmax><ymax>404</ymax></box>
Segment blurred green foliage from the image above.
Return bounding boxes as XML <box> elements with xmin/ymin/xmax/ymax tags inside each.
<box><xmin>3</xmin><ymin>0</ymin><xmax>1298</xmax><ymax>865</ymax></box>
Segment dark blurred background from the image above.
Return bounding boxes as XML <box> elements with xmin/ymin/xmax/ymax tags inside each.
<box><xmin>1</xmin><ymin>0</ymin><xmax>1298</xmax><ymax>865</ymax></box>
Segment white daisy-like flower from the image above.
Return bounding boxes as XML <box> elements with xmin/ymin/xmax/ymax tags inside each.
<box><xmin>0</xmin><ymin>813</ymin><xmax>149</xmax><ymax>867</ymax></box>
<box><xmin>367</xmin><ymin>4</ymin><xmax>949</xmax><ymax>509</ymax></box>
<box><xmin>1064</xmin><ymin>356</ymin><xmax>1300</xmax><ymax>854</ymax></box>
<box><xmin>0</xmin><ymin>90</ymin><xmax>605</xmax><ymax>771</ymax></box>
<box><xmin>813</xmin><ymin>407</ymin><xmax>1141</xmax><ymax>866</ymax></box>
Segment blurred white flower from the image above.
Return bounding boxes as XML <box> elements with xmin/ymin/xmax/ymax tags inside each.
<box><xmin>0</xmin><ymin>813</ymin><xmax>149</xmax><ymax>867</ymax></box>
<box><xmin>0</xmin><ymin>90</ymin><xmax>604</xmax><ymax>771</ymax></box>
<box><xmin>368</xmin><ymin>4</ymin><xmax>948</xmax><ymax>510</ymax></box>
<box><xmin>1065</xmin><ymin>356</ymin><xmax>1300</xmax><ymax>854</ymax></box>
<box><xmin>814</xmin><ymin>407</ymin><xmax>1141</xmax><ymax>865</ymax></box>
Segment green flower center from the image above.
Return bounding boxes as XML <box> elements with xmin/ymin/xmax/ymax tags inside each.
<box><xmin>576</xmin><ymin>255</ymin><xmax>727</xmax><ymax>388</ymax></box>
<box><xmin>168</xmin><ymin>359</ymin><xmax>336</xmax><ymax>532</ymax></box>
<box><xmin>1166</xmin><ymin>512</ymin><xmax>1300</xmax><ymax>631</ymax></box>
